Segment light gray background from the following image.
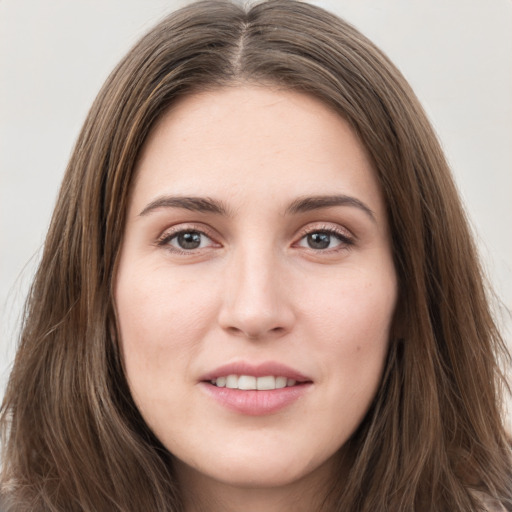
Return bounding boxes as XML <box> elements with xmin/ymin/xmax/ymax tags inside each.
<box><xmin>1</xmin><ymin>0</ymin><xmax>511</xmax><ymax>425</ymax></box>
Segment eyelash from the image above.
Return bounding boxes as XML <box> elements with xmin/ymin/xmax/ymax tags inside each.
<box><xmin>155</xmin><ymin>224</ymin><xmax>220</xmax><ymax>255</ymax></box>
<box><xmin>156</xmin><ymin>224</ymin><xmax>354</xmax><ymax>255</ymax></box>
<box><xmin>294</xmin><ymin>225</ymin><xmax>354</xmax><ymax>253</ymax></box>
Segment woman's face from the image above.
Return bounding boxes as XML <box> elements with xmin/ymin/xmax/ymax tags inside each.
<box><xmin>115</xmin><ymin>86</ymin><xmax>397</xmax><ymax>492</ymax></box>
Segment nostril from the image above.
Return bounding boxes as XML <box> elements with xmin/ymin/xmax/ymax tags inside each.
<box><xmin>237</xmin><ymin>325</ymin><xmax>288</xmax><ymax>340</ymax></box>
<box><xmin>218</xmin><ymin>289</ymin><xmax>295</xmax><ymax>339</ymax></box>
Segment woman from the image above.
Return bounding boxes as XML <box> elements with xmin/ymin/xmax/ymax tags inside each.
<box><xmin>1</xmin><ymin>0</ymin><xmax>510</xmax><ymax>510</ymax></box>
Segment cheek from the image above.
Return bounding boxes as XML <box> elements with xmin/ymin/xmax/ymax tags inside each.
<box><xmin>114</xmin><ymin>265</ymin><xmax>218</xmax><ymax>399</ymax></box>
<box><xmin>305</xmin><ymin>270</ymin><xmax>396</xmax><ymax>344</ymax></box>
<box><xmin>117</xmin><ymin>261</ymin><xmax>215</xmax><ymax>337</ymax></box>
<box><xmin>303</xmin><ymin>270</ymin><xmax>396</xmax><ymax>401</ymax></box>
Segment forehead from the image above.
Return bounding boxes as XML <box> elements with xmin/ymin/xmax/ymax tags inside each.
<box><xmin>131</xmin><ymin>85</ymin><xmax>384</xmax><ymax>216</ymax></box>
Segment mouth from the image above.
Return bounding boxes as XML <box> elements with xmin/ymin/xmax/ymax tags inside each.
<box><xmin>200</xmin><ymin>361</ymin><xmax>311</xmax><ymax>389</ymax></box>
<box><xmin>209</xmin><ymin>375</ymin><xmax>299</xmax><ymax>390</ymax></box>
<box><xmin>199</xmin><ymin>362</ymin><xmax>312</xmax><ymax>415</ymax></box>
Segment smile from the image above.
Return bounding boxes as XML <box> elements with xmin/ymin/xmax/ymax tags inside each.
<box><xmin>211</xmin><ymin>375</ymin><xmax>297</xmax><ymax>390</ymax></box>
<box><xmin>200</xmin><ymin>362</ymin><xmax>312</xmax><ymax>415</ymax></box>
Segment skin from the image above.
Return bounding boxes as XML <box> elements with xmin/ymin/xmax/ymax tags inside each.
<box><xmin>115</xmin><ymin>85</ymin><xmax>398</xmax><ymax>512</ymax></box>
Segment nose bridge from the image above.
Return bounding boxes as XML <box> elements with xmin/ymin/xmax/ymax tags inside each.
<box><xmin>219</xmin><ymin>240</ymin><xmax>293</xmax><ymax>338</ymax></box>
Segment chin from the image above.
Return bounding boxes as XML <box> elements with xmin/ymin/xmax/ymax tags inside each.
<box><xmin>212</xmin><ymin>466</ymin><xmax>305</xmax><ymax>489</ymax></box>
<box><xmin>177</xmin><ymin>445</ymin><xmax>339</xmax><ymax>492</ymax></box>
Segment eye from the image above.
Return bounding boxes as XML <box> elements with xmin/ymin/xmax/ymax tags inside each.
<box><xmin>172</xmin><ymin>231</ymin><xmax>206</xmax><ymax>250</ymax></box>
<box><xmin>296</xmin><ymin>228</ymin><xmax>353</xmax><ymax>251</ymax></box>
<box><xmin>158</xmin><ymin>229</ymin><xmax>217</xmax><ymax>252</ymax></box>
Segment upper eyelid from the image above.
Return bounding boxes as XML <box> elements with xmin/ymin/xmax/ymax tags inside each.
<box><xmin>296</xmin><ymin>222</ymin><xmax>354</xmax><ymax>240</ymax></box>
<box><xmin>156</xmin><ymin>223</ymin><xmax>219</xmax><ymax>245</ymax></box>
<box><xmin>292</xmin><ymin>224</ymin><xmax>356</xmax><ymax>253</ymax></box>
<box><xmin>155</xmin><ymin>221</ymin><xmax>355</xmax><ymax>246</ymax></box>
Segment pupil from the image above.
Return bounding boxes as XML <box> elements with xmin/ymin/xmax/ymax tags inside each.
<box><xmin>308</xmin><ymin>232</ymin><xmax>330</xmax><ymax>249</ymax></box>
<box><xmin>178</xmin><ymin>232</ymin><xmax>201</xmax><ymax>249</ymax></box>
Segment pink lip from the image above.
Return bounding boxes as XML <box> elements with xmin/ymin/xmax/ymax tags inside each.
<box><xmin>199</xmin><ymin>361</ymin><xmax>313</xmax><ymax>416</ymax></box>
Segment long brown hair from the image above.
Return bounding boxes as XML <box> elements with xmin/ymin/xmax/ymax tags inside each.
<box><xmin>1</xmin><ymin>1</ymin><xmax>510</xmax><ymax>510</ymax></box>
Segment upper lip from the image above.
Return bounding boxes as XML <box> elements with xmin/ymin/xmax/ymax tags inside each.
<box><xmin>200</xmin><ymin>361</ymin><xmax>311</xmax><ymax>383</ymax></box>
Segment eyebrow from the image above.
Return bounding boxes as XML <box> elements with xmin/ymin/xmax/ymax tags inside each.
<box><xmin>139</xmin><ymin>196</ymin><xmax>230</xmax><ymax>217</ymax></box>
<box><xmin>139</xmin><ymin>193</ymin><xmax>376</xmax><ymax>222</ymax></box>
<box><xmin>285</xmin><ymin>195</ymin><xmax>376</xmax><ymax>222</ymax></box>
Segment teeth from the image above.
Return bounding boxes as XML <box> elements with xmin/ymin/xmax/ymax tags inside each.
<box><xmin>238</xmin><ymin>375</ymin><xmax>257</xmax><ymax>390</ymax></box>
<box><xmin>275</xmin><ymin>376</ymin><xmax>287</xmax><ymax>389</ymax></box>
<box><xmin>212</xmin><ymin>374</ymin><xmax>299</xmax><ymax>390</ymax></box>
<box><xmin>226</xmin><ymin>375</ymin><xmax>238</xmax><ymax>388</ymax></box>
<box><xmin>257</xmin><ymin>376</ymin><xmax>275</xmax><ymax>390</ymax></box>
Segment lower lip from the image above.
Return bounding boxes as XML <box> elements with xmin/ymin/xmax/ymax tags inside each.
<box><xmin>200</xmin><ymin>382</ymin><xmax>312</xmax><ymax>416</ymax></box>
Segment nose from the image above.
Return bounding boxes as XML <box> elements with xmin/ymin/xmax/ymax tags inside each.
<box><xmin>218</xmin><ymin>247</ymin><xmax>295</xmax><ymax>340</ymax></box>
